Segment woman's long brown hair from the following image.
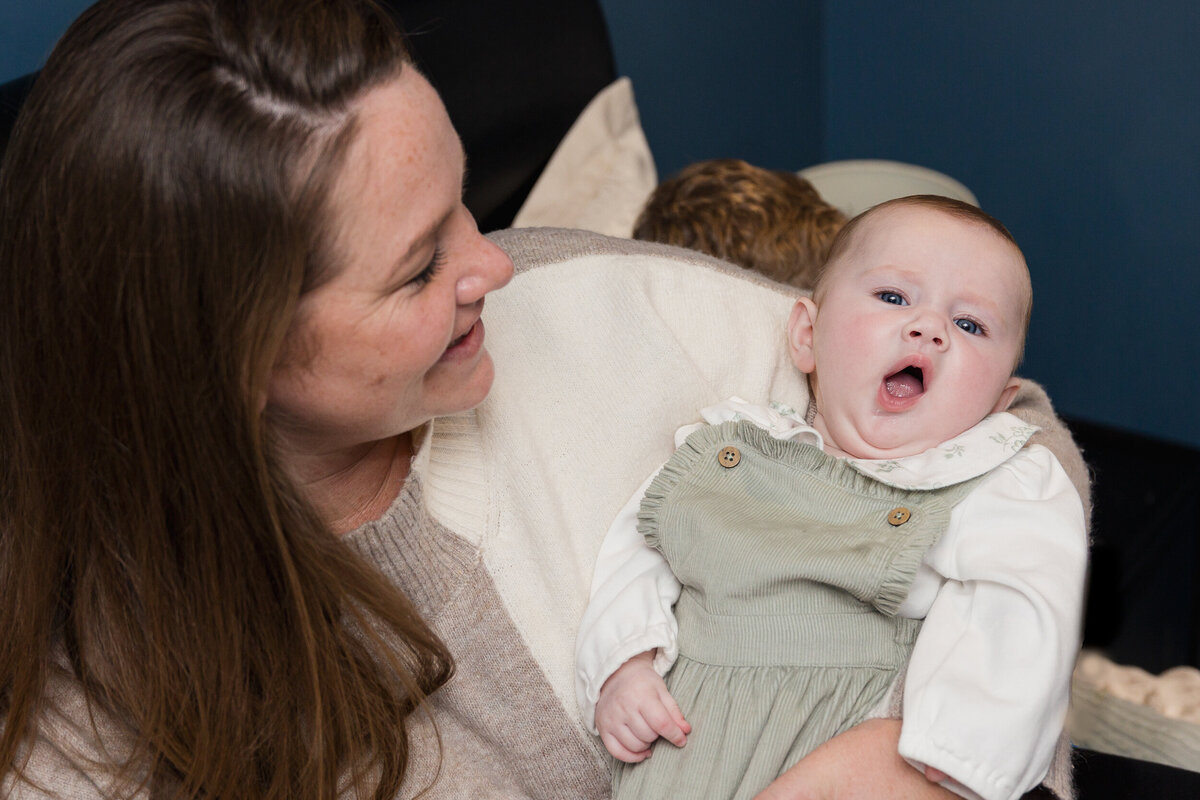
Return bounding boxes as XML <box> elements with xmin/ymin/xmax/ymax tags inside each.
<box><xmin>0</xmin><ymin>1</ymin><xmax>453</xmax><ymax>796</ymax></box>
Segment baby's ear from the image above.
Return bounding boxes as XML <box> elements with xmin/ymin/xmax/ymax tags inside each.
<box><xmin>992</xmin><ymin>377</ymin><xmax>1022</xmax><ymax>413</ymax></box>
<box><xmin>787</xmin><ymin>297</ymin><xmax>818</xmax><ymax>374</ymax></box>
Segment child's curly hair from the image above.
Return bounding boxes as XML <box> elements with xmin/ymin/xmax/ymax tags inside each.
<box><xmin>632</xmin><ymin>158</ymin><xmax>847</xmax><ymax>290</ymax></box>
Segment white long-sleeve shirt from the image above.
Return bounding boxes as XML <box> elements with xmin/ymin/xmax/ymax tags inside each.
<box><xmin>575</xmin><ymin>398</ymin><xmax>1087</xmax><ymax>800</ymax></box>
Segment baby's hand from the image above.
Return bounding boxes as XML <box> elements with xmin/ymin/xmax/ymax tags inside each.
<box><xmin>595</xmin><ymin>650</ymin><xmax>691</xmax><ymax>763</ymax></box>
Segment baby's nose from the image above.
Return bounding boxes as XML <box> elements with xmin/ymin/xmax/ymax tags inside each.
<box><xmin>905</xmin><ymin>318</ymin><xmax>947</xmax><ymax>349</ymax></box>
<box><xmin>908</xmin><ymin>328</ymin><xmax>943</xmax><ymax>346</ymax></box>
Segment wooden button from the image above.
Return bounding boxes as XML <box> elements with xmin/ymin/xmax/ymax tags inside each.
<box><xmin>717</xmin><ymin>446</ymin><xmax>741</xmax><ymax>468</ymax></box>
<box><xmin>887</xmin><ymin>507</ymin><xmax>912</xmax><ymax>526</ymax></box>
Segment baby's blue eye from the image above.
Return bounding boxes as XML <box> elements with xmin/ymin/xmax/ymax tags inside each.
<box><xmin>877</xmin><ymin>291</ymin><xmax>907</xmax><ymax>306</ymax></box>
<box><xmin>955</xmin><ymin>318</ymin><xmax>982</xmax><ymax>335</ymax></box>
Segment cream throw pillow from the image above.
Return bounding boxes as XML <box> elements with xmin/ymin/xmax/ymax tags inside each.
<box><xmin>511</xmin><ymin>78</ymin><xmax>657</xmax><ymax>237</ymax></box>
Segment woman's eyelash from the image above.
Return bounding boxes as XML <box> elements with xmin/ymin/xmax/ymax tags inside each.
<box><xmin>409</xmin><ymin>247</ymin><xmax>446</xmax><ymax>288</ymax></box>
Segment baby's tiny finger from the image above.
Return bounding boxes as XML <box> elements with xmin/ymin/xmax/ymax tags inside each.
<box><xmin>625</xmin><ymin>714</ymin><xmax>660</xmax><ymax>748</ymax></box>
<box><xmin>600</xmin><ymin>730</ymin><xmax>649</xmax><ymax>764</ymax></box>
<box><xmin>645</xmin><ymin>706</ymin><xmax>687</xmax><ymax>747</ymax></box>
<box><xmin>657</xmin><ymin>687</ymin><xmax>692</xmax><ymax>736</ymax></box>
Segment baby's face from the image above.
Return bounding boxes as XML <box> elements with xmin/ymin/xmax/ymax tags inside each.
<box><xmin>788</xmin><ymin>205</ymin><xmax>1029</xmax><ymax>460</ymax></box>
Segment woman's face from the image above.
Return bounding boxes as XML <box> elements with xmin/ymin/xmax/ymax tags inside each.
<box><xmin>266</xmin><ymin>70</ymin><xmax>513</xmax><ymax>460</ymax></box>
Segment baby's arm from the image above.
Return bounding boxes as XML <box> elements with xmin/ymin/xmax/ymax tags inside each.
<box><xmin>898</xmin><ymin>445</ymin><xmax>1087</xmax><ymax>800</ymax></box>
<box><xmin>595</xmin><ymin>650</ymin><xmax>691</xmax><ymax>762</ymax></box>
<box><xmin>575</xmin><ymin>469</ymin><xmax>684</xmax><ymax>733</ymax></box>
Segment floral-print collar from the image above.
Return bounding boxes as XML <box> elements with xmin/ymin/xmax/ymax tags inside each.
<box><xmin>846</xmin><ymin>412</ymin><xmax>1040</xmax><ymax>489</ymax></box>
<box><xmin>698</xmin><ymin>397</ymin><xmax>1039</xmax><ymax>490</ymax></box>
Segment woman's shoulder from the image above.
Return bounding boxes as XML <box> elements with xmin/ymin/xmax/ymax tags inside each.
<box><xmin>3</xmin><ymin>662</ymin><xmax>142</xmax><ymax>799</ymax></box>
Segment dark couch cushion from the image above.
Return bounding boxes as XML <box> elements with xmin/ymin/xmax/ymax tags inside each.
<box><xmin>0</xmin><ymin>71</ymin><xmax>36</xmax><ymax>156</ymax></box>
<box><xmin>389</xmin><ymin>0</ymin><xmax>616</xmax><ymax>232</ymax></box>
<box><xmin>1072</xmin><ymin>416</ymin><xmax>1200</xmax><ymax>672</ymax></box>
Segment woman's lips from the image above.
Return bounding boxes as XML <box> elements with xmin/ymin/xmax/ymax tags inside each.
<box><xmin>440</xmin><ymin>318</ymin><xmax>483</xmax><ymax>362</ymax></box>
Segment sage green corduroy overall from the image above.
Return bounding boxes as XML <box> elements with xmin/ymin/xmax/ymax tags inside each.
<box><xmin>611</xmin><ymin>420</ymin><xmax>982</xmax><ymax>800</ymax></box>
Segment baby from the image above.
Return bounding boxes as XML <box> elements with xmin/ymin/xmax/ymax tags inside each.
<box><xmin>576</xmin><ymin>196</ymin><xmax>1087</xmax><ymax>800</ymax></box>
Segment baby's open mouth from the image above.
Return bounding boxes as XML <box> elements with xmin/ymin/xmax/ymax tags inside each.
<box><xmin>885</xmin><ymin>366</ymin><xmax>925</xmax><ymax>398</ymax></box>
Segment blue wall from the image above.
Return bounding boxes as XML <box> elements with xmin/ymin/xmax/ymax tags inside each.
<box><xmin>819</xmin><ymin>2</ymin><xmax>1200</xmax><ymax>448</ymax></box>
<box><xmin>598</xmin><ymin>0</ymin><xmax>824</xmax><ymax>175</ymax></box>
<box><xmin>7</xmin><ymin>2</ymin><xmax>1199</xmax><ymax>448</ymax></box>
<box><xmin>0</xmin><ymin>0</ymin><xmax>94</xmax><ymax>82</ymax></box>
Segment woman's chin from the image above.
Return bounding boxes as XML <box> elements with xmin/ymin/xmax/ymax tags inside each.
<box><xmin>427</xmin><ymin>349</ymin><xmax>496</xmax><ymax>420</ymax></box>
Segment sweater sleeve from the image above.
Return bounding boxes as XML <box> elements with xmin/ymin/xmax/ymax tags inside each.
<box><xmin>574</xmin><ymin>467</ymin><xmax>682</xmax><ymax>734</ymax></box>
<box><xmin>2</xmin><ymin>664</ymin><xmax>146</xmax><ymax>799</ymax></box>
<box><xmin>2</xmin><ymin>738</ymin><xmax>115</xmax><ymax>799</ymax></box>
<box><xmin>898</xmin><ymin>445</ymin><xmax>1087</xmax><ymax>800</ymax></box>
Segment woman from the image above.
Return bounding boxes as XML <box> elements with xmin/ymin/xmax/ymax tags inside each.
<box><xmin>0</xmin><ymin>1</ymin><xmax>1077</xmax><ymax>798</ymax></box>
<box><xmin>0</xmin><ymin>0</ymin><xmax>509</xmax><ymax>796</ymax></box>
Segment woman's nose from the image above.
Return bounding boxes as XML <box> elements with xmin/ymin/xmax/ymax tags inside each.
<box><xmin>456</xmin><ymin>225</ymin><xmax>514</xmax><ymax>306</ymax></box>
